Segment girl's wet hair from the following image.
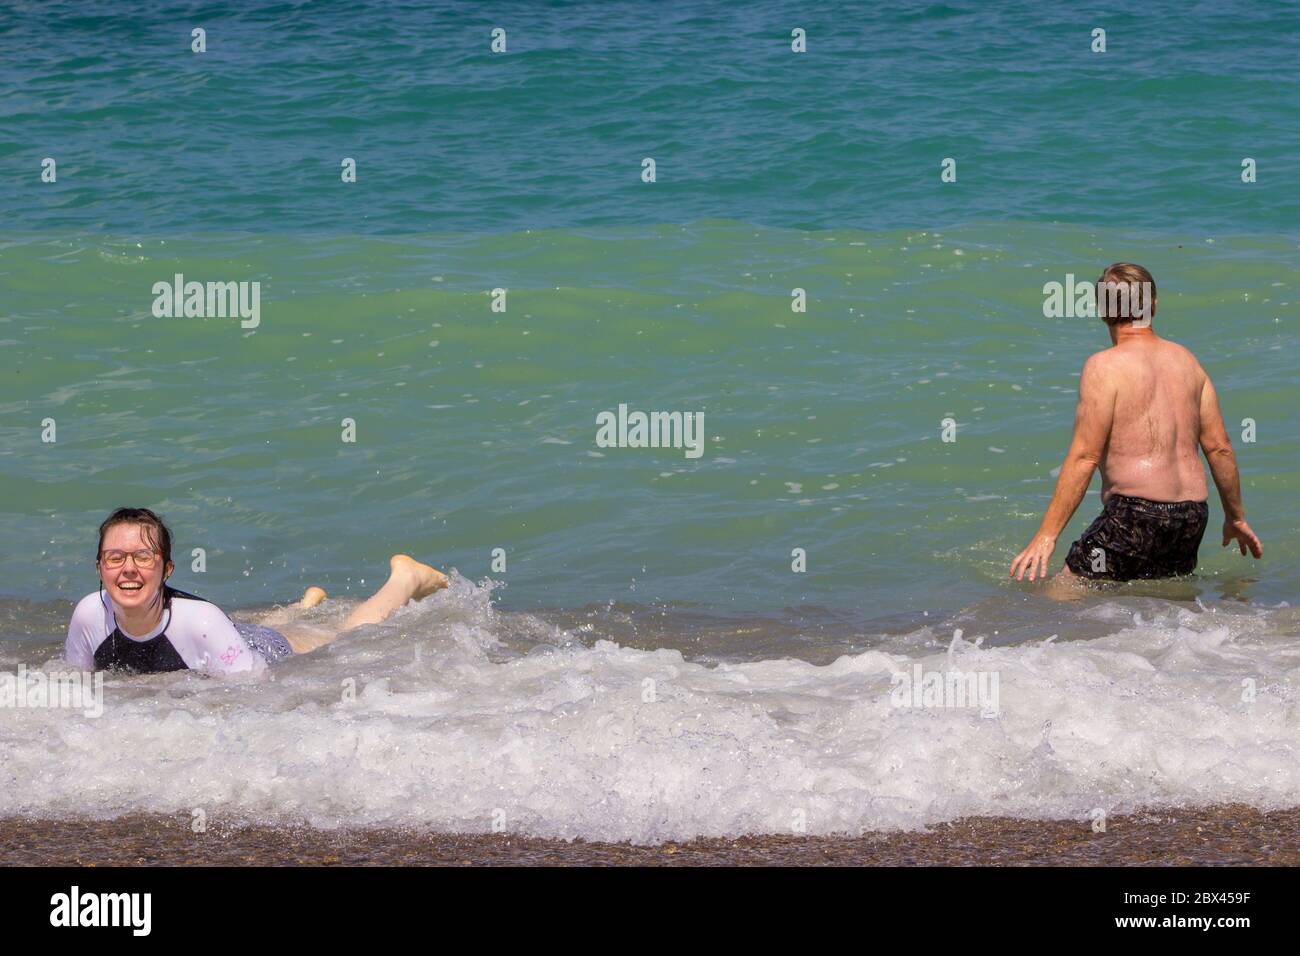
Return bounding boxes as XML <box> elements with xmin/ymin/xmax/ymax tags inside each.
<box><xmin>96</xmin><ymin>507</ymin><xmax>174</xmax><ymax>570</ymax></box>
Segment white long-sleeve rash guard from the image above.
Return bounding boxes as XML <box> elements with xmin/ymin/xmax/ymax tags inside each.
<box><xmin>66</xmin><ymin>586</ymin><xmax>266</xmax><ymax>676</ymax></box>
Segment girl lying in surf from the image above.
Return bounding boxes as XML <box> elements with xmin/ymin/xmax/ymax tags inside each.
<box><xmin>66</xmin><ymin>507</ymin><xmax>449</xmax><ymax>675</ymax></box>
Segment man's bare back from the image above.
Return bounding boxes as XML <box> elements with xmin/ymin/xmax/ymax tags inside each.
<box><xmin>1093</xmin><ymin>336</ymin><xmax>1208</xmax><ymax>503</ymax></box>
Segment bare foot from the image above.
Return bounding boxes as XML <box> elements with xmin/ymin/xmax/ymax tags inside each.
<box><xmin>390</xmin><ymin>554</ymin><xmax>449</xmax><ymax>601</ymax></box>
<box><xmin>298</xmin><ymin>586</ymin><xmax>327</xmax><ymax>609</ymax></box>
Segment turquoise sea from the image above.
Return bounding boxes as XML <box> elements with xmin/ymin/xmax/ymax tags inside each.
<box><xmin>1</xmin><ymin>1</ymin><xmax>1298</xmax><ymax>841</ymax></box>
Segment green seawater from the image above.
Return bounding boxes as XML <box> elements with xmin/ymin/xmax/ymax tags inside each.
<box><xmin>2</xmin><ymin>0</ymin><xmax>1297</xmax><ymax>640</ymax></box>
<box><xmin>3</xmin><ymin>221</ymin><xmax>1295</xmax><ymax>624</ymax></box>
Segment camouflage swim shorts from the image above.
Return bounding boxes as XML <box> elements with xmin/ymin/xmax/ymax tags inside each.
<box><xmin>1064</xmin><ymin>493</ymin><xmax>1209</xmax><ymax>581</ymax></box>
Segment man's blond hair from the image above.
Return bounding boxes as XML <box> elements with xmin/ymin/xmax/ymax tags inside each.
<box><xmin>1096</xmin><ymin>262</ymin><xmax>1156</xmax><ymax>325</ymax></box>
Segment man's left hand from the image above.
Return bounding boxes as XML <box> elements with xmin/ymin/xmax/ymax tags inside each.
<box><xmin>1010</xmin><ymin>533</ymin><xmax>1058</xmax><ymax>581</ymax></box>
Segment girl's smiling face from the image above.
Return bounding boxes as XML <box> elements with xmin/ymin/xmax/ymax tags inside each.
<box><xmin>98</xmin><ymin>522</ymin><xmax>173</xmax><ymax>612</ymax></box>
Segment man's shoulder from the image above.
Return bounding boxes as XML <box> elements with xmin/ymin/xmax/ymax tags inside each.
<box><xmin>1151</xmin><ymin>335</ymin><xmax>1198</xmax><ymax>358</ymax></box>
<box><xmin>1153</xmin><ymin>338</ymin><xmax>1209</xmax><ymax>382</ymax></box>
<box><xmin>1089</xmin><ymin>338</ymin><xmax>1201</xmax><ymax>366</ymax></box>
<box><xmin>1081</xmin><ymin>348</ymin><xmax>1124</xmax><ymax>379</ymax></box>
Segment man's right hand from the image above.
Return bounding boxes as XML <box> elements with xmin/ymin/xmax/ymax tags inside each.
<box><xmin>1223</xmin><ymin>518</ymin><xmax>1263</xmax><ymax>558</ymax></box>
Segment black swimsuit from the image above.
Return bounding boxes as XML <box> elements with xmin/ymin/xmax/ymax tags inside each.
<box><xmin>94</xmin><ymin>586</ymin><xmax>209</xmax><ymax>674</ymax></box>
<box><xmin>1065</xmin><ymin>494</ymin><xmax>1210</xmax><ymax>581</ymax></box>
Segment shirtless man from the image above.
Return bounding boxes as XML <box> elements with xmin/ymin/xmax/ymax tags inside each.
<box><xmin>1009</xmin><ymin>262</ymin><xmax>1262</xmax><ymax>589</ymax></box>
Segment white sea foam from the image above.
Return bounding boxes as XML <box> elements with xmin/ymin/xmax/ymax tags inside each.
<box><xmin>2</xmin><ymin>577</ymin><xmax>1297</xmax><ymax>844</ymax></box>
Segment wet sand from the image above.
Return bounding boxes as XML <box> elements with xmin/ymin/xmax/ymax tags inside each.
<box><xmin>2</xmin><ymin>805</ymin><xmax>1297</xmax><ymax>866</ymax></box>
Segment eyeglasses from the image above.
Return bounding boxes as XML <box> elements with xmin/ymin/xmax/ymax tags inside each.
<box><xmin>98</xmin><ymin>549</ymin><xmax>160</xmax><ymax>570</ymax></box>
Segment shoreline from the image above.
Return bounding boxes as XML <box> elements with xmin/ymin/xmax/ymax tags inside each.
<box><xmin>4</xmin><ymin>805</ymin><xmax>1297</xmax><ymax>866</ymax></box>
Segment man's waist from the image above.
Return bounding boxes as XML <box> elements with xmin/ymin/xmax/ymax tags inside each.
<box><xmin>1104</xmin><ymin>492</ymin><xmax>1208</xmax><ymax>514</ymax></box>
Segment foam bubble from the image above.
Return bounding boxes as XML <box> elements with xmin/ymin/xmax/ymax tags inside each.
<box><xmin>3</xmin><ymin>580</ymin><xmax>1298</xmax><ymax>844</ymax></box>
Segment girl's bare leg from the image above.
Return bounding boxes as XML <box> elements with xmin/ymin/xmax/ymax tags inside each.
<box><xmin>260</xmin><ymin>556</ymin><xmax>448</xmax><ymax>654</ymax></box>
<box><xmin>251</xmin><ymin>585</ymin><xmax>329</xmax><ymax>628</ymax></box>
<box><xmin>341</xmin><ymin>554</ymin><xmax>449</xmax><ymax>630</ymax></box>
